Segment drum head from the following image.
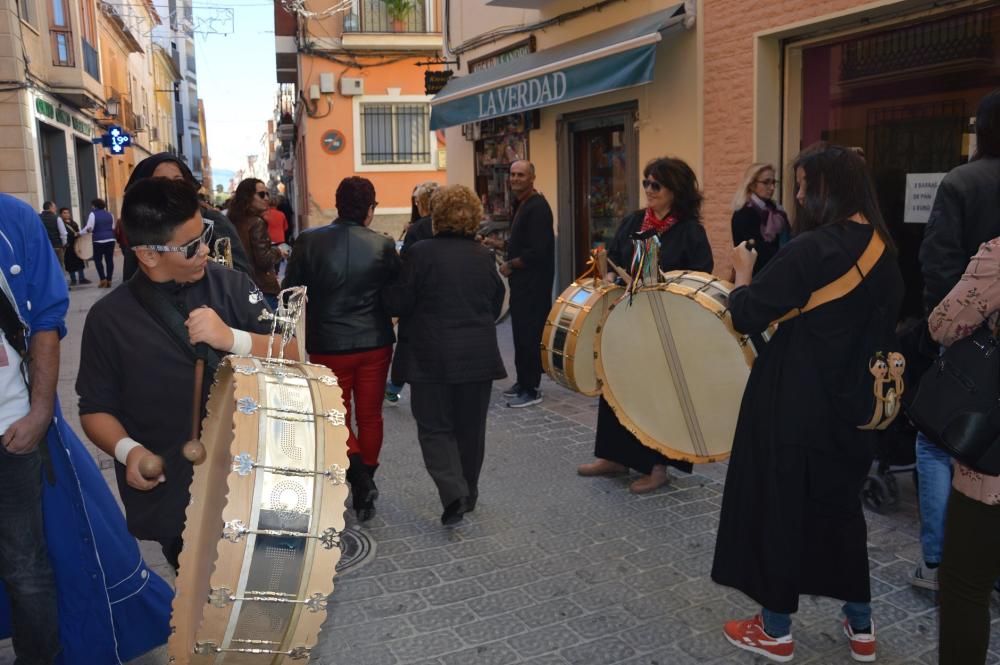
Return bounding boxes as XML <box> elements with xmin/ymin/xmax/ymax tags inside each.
<box><xmin>597</xmin><ymin>287</ymin><xmax>749</xmax><ymax>463</ymax></box>
<box><xmin>75</xmin><ymin>233</ymin><xmax>93</xmax><ymax>261</ymax></box>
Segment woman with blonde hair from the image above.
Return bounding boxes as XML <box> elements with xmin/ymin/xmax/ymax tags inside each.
<box><xmin>731</xmin><ymin>163</ymin><xmax>788</xmax><ymax>274</ymax></box>
<box><xmin>383</xmin><ymin>185</ymin><xmax>507</xmax><ymax>525</ymax></box>
<box><xmin>400</xmin><ymin>181</ymin><xmax>441</xmax><ymax>255</ymax></box>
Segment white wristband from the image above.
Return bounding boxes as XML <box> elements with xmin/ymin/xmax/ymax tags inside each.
<box><xmin>229</xmin><ymin>328</ymin><xmax>252</xmax><ymax>356</ymax></box>
<box><xmin>114</xmin><ymin>437</ymin><xmax>142</xmax><ymax>465</ymax></box>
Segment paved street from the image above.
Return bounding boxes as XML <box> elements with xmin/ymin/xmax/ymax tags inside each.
<box><xmin>0</xmin><ymin>265</ymin><xmax>994</xmax><ymax>664</ymax></box>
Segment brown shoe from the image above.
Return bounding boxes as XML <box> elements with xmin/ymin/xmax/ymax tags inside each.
<box><xmin>577</xmin><ymin>458</ymin><xmax>627</xmax><ymax>477</ymax></box>
<box><xmin>629</xmin><ymin>464</ymin><xmax>669</xmax><ymax>494</ymax></box>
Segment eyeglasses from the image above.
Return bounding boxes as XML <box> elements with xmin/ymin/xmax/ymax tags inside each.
<box><xmin>756</xmin><ymin>178</ymin><xmax>778</xmax><ymax>186</ymax></box>
<box><xmin>641</xmin><ymin>178</ymin><xmax>663</xmax><ymax>193</ymax></box>
<box><xmin>133</xmin><ymin>222</ymin><xmax>214</xmax><ymax>260</ymax></box>
<box><xmin>256</xmin><ymin>191</ymin><xmax>270</xmax><ymax>199</ymax></box>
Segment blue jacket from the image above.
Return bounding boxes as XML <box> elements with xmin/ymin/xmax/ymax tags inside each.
<box><xmin>0</xmin><ymin>194</ymin><xmax>172</xmax><ymax>664</ymax></box>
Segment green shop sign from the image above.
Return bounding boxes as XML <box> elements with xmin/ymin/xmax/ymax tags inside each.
<box><xmin>55</xmin><ymin>109</ymin><xmax>71</xmax><ymax>126</ymax></box>
<box><xmin>72</xmin><ymin>117</ymin><xmax>91</xmax><ymax>136</ymax></box>
<box><xmin>35</xmin><ymin>98</ymin><xmax>55</xmax><ymax>119</ymax></box>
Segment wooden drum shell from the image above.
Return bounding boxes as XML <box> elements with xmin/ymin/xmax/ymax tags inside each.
<box><xmin>541</xmin><ymin>278</ymin><xmax>622</xmax><ymax>396</ymax></box>
<box><xmin>168</xmin><ymin>356</ymin><xmax>349</xmax><ymax>665</ymax></box>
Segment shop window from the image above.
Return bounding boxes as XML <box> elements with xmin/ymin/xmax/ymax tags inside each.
<box><xmin>360</xmin><ymin>103</ymin><xmax>431</xmax><ymax>165</ymax></box>
<box><xmin>472</xmin><ymin>113</ymin><xmax>531</xmax><ymax>223</ymax></box>
<box><xmin>48</xmin><ymin>0</ymin><xmax>73</xmax><ymax>66</ymax></box>
<box><xmin>798</xmin><ymin>5</ymin><xmax>999</xmax><ymax>319</ymax></box>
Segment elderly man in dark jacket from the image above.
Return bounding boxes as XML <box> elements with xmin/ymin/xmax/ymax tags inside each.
<box><xmin>913</xmin><ymin>89</ymin><xmax>1000</xmax><ymax>592</ymax></box>
<box><xmin>283</xmin><ymin>176</ymin><xmax>399</xmax><ymax>522</ymax></box>
<box><xmin>384</xmin><ymin>185</ymin><xmax>506</xmax><ymax>526</ymax></box>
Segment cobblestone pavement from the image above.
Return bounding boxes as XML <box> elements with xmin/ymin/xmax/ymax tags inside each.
<box><xmin>2</xmin><ymin>269</ymin><xmax>998</xmax><ymax>664</ymax></box>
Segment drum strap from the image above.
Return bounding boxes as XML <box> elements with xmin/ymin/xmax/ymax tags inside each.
<box><xmin>127</xmin><ymin>274</ymin><xmax>221</xmax><ymax>376</ymax></box>
<box><xmin>648</xmin><ymin>292</ymin><xmax>709</xmax><ymax>458</ymax></box>
<box><xmin>775</xmin><ymin>230</ymin><xmax>885</xmax><ymax>324</ymax></box>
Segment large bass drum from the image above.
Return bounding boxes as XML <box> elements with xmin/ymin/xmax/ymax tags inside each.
<box><xmin>74</xmin><ymin>232</ymin><xmax>93</xmax><ymax>261</ymax></box>
<box><xmin>168</xmin><ymin>355</ymin><xmax>349</xmax><ymax>664</ymax></box>
<box><xmin>541</xmin><ymin>278</ymin><xmax>623</xmax><ymax>396</ymax></box>
<box><xmin>595</xmin><ymin>271</ymin><xmax>771</xmax><ymax>464</ymax></box>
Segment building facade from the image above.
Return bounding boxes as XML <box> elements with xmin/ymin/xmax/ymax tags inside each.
<box><xmin>436</xmin><ymin>0</ymin><xmax>998</xmax><ymax>317</ymax></box>
<box><xmin>151</xmin><ymin>43</ymin><xmax>181</xmax><ymax>154</ymax></box>
<box><xmin>153</xmin><ymin>0</ymin><xmax>202</xmax><ymax>181</ymax></box>
<box><xmin>274</xmin><ymin>0</ymin><xmax>447</xmax><ymax>235</ymax></box>
<box><xmin>1</xmin><ymin>0</ymin><xmax>105</xmax><ymax>218</ymax></box>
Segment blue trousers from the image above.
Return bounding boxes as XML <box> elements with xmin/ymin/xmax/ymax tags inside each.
<box><xmin>0</xmin><ymin>447</ymin><xmax>60</xmax><ymax>664</ymax></box>
<box><xmin>916</xmin><ymin>431</ymin><xmax>952</xmax><ymax>565</ymax></box>
<box><xmin>762</xmin><ymin>602</ymin><xmax>871</xmax><ymax>638</ymax></box>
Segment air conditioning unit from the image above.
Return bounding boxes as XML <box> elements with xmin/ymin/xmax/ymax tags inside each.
<box><xmin>150</xmin><ymin>126</ymin><xmax>159</xmax><ymax>141</ymax></box>
<box><xmin>132</xmin><ymin>115</ymin><xmax>144</xmax><ymax>131</ymax></box>
<box><xmin>340</xmin><ymin>77</ymin><xmax>364</xmax><ymax>96</ymax></box>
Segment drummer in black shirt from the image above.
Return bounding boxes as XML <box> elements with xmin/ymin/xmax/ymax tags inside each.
<box><xmin>76</xmin><ymin>178</ymin><xmax>297</xmax><ymax>571</ymax></box>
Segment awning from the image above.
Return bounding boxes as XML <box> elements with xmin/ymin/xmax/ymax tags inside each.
<box><xmin>430</xmin><ymin>4</ymin><xmax>691</xmax><ymax>130</ymax></box>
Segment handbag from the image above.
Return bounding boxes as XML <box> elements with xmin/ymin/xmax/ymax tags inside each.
<box><xmin>907</xmin><ymin>324</ymin><xmax>1000</xmax><ymax>475</ymax></box>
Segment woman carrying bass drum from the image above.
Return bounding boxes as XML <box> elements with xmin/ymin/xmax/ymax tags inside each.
<box><xmin>576</xmin><ymin>156</ymin><xmax>713</xmax><ymax>494</ymax></box>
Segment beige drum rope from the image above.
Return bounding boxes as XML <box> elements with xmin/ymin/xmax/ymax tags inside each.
<box><xmin>648</xmin><ymin>291</ymin><xmax>709</xmax><ymax>458</ymax></box>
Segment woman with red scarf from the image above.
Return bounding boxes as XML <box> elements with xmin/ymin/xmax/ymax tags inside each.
<box><xmin>577</xmin><ymin>157</ymin><xmax>714</xmax><ymax>493</ymax></box>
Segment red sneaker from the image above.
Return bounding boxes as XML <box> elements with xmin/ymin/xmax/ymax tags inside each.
<box><xmin>723</xmin><ymin>615</ymin><xmax>795</xmax><ymax>662</ymax></box>
<box><xmin>844</xmin><ymin>619</ymin><xmax>877</xmax><ymax>662</ymax></box>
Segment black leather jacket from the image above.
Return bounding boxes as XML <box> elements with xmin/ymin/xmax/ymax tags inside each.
<box><xmin>282</xmin><ymin>218</ymin><xmax>400</xmax><ymax>354</ymax></box>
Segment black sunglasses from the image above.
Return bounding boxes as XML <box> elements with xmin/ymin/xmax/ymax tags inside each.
<box><xmin>256</xmin><ymin>191</ymin><xmax>270</xmax><ymax>199</ymax></box>
<box><xmin>641</xmin><ymin>178</ymin><xmax>663</xmax><ymax>193</ymax></box>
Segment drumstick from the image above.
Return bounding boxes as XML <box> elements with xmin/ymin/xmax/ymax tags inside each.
<box><xmin>606</xmin><ymin>258</ymin><xmax>632</xmax><ymax>286</ymax></box>
<box><xmin>182</xmin><ymin>358</ymin><xmax>207</xmax><ymax>465</ymax></box>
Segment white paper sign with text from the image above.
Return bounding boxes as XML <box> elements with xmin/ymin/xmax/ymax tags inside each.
<box><xmin>904</xmin><ymin>173</ymin><xmax>946</xmax><ymax>224</ymax></box>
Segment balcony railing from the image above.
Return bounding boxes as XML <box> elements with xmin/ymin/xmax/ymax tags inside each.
<box><xmin>82</xmin><ymin>39</ymin><xmax>100</xmax><ymax>81</ymax></box>
<box><xmin>841</xmin><ymin>11</ymin><xmax>993</xmax><ymax>80</ymax></box>
<box><xmin>343</xmin><ymin>1</ymin><xmax>428</xmax><ymax>34</ymax></box>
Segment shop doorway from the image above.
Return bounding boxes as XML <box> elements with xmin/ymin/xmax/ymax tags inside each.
<box><xmin>74</xmin><ymin>138</ymin><xmax>98</xmax><ymax>220</ymax></box>
<box><xmin>558</xmin><ymin>104</ymin><xmax>638</xmax><ymax>287</ymax></box>
<box><xmin>38</xmin><ymin>122</ymin><xmax>70</xmax><ymax>208</ymax></box>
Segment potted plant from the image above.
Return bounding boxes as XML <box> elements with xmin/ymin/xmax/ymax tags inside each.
<box><xmin>383</xmin><ymin>0</ymin><xmax>414</xmax><ymax>32</ymax></box>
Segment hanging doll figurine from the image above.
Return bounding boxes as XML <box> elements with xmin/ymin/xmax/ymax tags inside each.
<box><xmin>863</xmin><ymin>351</ymin><xmax>906</xmax><ymax>430</ymax></box>
<box><xmin>883</xmin><ymin>351</ymin><xmax>906</xmax><ymax>421</ymax></box>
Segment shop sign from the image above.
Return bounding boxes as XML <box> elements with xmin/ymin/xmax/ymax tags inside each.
<box><xmin>96</xmin><ymin>125</ymin><xmax>132</xmax><ymax>155</ymax></box>
<box><xmin>72</xmin><ymin>117</ymin><xmax>91</xmax><ymax>136</ymax></box>
<box><xmin>55</xmin><ymin>109</ymin><xmax>71</xmax><ymax>126</ymax></box>
<box><xmin>432</xmin><ymin>45</ymin><xmax>656</xmax><ymax>130</ymax></box>
<box><xmin>424</xmin><ymin>70</ymin><xmax>454</xmax><ymax>96</ymax></box>
<box><xmin>904</xmin><ymin>173</ymin><xmax>946</xmax><ymax>224</ymax></box>
<box><xmin>470</xmin><ymin>42</ymin><xmax>532</xmax><ymax>73</ymax></box>
<box><xmin>35</xmin><ymin>98</ymin><xmax>55</xmax><ymax>119</ymax></box>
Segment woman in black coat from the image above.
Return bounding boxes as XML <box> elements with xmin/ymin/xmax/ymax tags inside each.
<box><xmin>730</xmin><ymin>162</ymin><xmax>788</xmax><ymax>274</ymax></box>
<box><xmin>577</xmin><ymin>157</ymin><xmax>713</xmax><ymax>494</ymax></box>
<box><xmin>383</xmin><ymin>185</ymin><xmax>507</xmax><ymax>526</ymax></box>
<box><xmin>712</xmin><ymin>145</ymin><xmax>903</xmax><ymax>662</ymax></box>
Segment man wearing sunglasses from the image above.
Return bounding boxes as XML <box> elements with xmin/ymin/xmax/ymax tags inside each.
<box><xmin>76</xmin><ymin>177</ymin><xmax>298</xmax><ymax>571</ymax></box>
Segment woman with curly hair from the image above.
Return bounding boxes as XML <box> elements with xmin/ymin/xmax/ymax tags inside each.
<box><xmin>229</xmin><ymin>178</ymin><xmax>285</xmax><ymax>307</ymax></box>
<box><xmin>577</xmin><ymin>156</ymin><xmax>713</xmax><ymax>493</ymax></box>
<box><xmin>383</xmin><ymin>185</ymin><xmax>507</xmax><ymax>525</ymax></box>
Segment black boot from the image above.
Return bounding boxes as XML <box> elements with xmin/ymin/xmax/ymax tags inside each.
<box><xmin>347</xmin><ymin>455</ymin><xmax>377</xmax><ymax>522</ymax></box>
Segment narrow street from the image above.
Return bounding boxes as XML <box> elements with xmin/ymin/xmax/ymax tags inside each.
<box><xmin>0</xmin><ymin>268</ymin><xmax>971</xmax><ymax>664</ymax></box>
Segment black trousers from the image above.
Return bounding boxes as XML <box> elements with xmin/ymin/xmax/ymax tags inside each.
<box><xmin>939</xmin><ymin>489</ymin><xmax>1000</xmax><ymax>665</ymax></box>
<box><xmin>509</xmin><ymin>286</ymin><xmax>549</xmax><ymax>392</ymax></box>
<box><xmin>93</xmin><ymin>241</ymin><xmax>115</xmax><ymax>281</ymax></box>
<box><xmin>0</xmin><ymin>448</ymin><xmax>60</xmax><ymax>664</ymax></box>
<box><xmin>410</xmin><ymin>381</ymin><xmax>492</xmax><ymax>508</ymax></box>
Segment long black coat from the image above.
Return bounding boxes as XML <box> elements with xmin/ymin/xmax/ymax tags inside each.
<box><xmin>607</xmin><ymin>210</ymin><xmax>714</xmax><ymax>275</ymax></box>
<box><xmin>382</xmin><ymin>234</ymin><xmax>507</xmax><ymax>384</ymax></box>
<box><xmin>711</xmin><ymin>221</ymin><xmax>903</xmax><ymax>613</ymax></box>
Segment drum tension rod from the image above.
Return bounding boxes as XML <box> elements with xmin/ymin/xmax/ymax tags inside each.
<box><xmin>222</xmin><ymin>519</ymin><xmax>342</xmax><ymax>550</ymax></box>
<box><xmin>207</xmin><ymin>587</ymin><xmax>328</xmax><ymax>613</ymax></box>
<box><xmin>237</xmin><ymin>396</ymin><xmax>346</xmax><ymax>427</ymax></box>
<box><xmin>233</xmin><ymin>452</ymin><xmax>347</xmax><ymax>486</ymax></box>
<box><xmin>194</xmin><ymin>641</ymin><xmax>311</xmax><ymax>660</ymax></box>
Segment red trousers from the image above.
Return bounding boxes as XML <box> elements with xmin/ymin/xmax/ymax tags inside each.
<box><xmin>311</xmin><ymin>346</ymin><xmax>392</xmax><ymax>466</ymax></box>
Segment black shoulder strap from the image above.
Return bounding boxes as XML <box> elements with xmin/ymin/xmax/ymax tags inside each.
<box><xmin>0</xmin><ymin>286</ymin><xmax>26</xmax><ymax>359</ymax></box>
<box><xmin>127</xmin><ymin>275</ymin><xmax>221</xmax><ymax>375</ymax></box>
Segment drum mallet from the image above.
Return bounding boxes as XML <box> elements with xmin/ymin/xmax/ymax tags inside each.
<box><xmin>606</xmin><ymin>258</ymin><xmax>633</xmax><ymax>286</ymax></box>
<box><xmin>182</xmin><ymin>357</ymin><xmax>208</xmax><ymax>465</ymax></box>
<box><xmin>138</xmin><ymin>453</ymin><xmax>165</xmax><ymax>480</ymax></box>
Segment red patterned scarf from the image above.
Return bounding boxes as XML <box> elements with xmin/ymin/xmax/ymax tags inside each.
<box><xmin>640</xmin><ymin>207</ymin><xmax>678</xmax><ymax>235</ymax></box>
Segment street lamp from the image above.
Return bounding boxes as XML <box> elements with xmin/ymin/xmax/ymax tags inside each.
<box><xmin>105</xmin><ymin>98</ymin><xmax>120</xmax><ymax>118</ymax></box>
